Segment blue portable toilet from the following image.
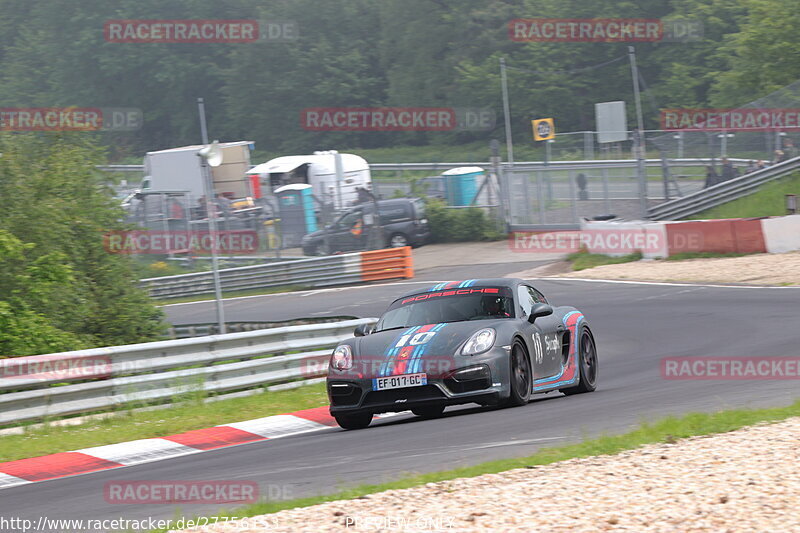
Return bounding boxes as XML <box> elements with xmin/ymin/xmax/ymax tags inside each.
<box><xmin>274</xmin><ymin>184</ymin><xmax>318</xmax><ymax>248</ymax></box>
<box><xmin>442</xmin><ymin>167</ymin><xmax>484</xmax><ymax>206</ymax></box>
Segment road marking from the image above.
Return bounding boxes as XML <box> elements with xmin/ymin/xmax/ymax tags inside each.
<box><xmin>535</xmin><ymin>277</ymin><xmax>800</xmax><ymax>289</ymax></box>
<box><xmin>75</xmin><ymin>439</ymin><xmax>201</xmax><ymax>466</ymax></box>
<box><xmin>0</xmin><ymin>473</ymin><xmax>30</xmax><ymax>489</ymax></box>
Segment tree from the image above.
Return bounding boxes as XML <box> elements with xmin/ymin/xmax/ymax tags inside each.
<box><xmin>0</xmin><ymin>133</ymin><xmax>166</xmax><ymax>355</ymax></box>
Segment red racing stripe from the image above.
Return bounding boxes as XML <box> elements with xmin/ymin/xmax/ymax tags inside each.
<box><xmin>294</xmin><ymin>406</ymin><xmax>338</xmax><ymax>426</ymax></box>
<box><xmin>163</xmin><ymin>426</ymin><xmax>266</xmax><ymax>450</ymax></box>
<box><xmin>0</xmin><ymin>452</ymin><xmax>122</xmax><ymax>482</ymax></box>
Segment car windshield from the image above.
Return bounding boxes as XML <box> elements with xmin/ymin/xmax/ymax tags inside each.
<box><xmin>375</xmin><ymin>286</ymin><xmax>514</xmax><ymax>331</ymax></box>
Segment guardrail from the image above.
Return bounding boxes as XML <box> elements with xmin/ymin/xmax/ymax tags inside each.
<box><xmin>141</xmin><ymin>246</ymin><xmax>413</xmax><ymax>299</ymax></box>
<box><xmin>168</xmin><ymin>317</ymin><xmax>358</xmax><ymax>338</ymax></box>
<box><xmin>0</xmin><ymin>319</ymin><xmax>377</xmax><ymax>426</ymax></box>
<box><xmin>648</xmin><ymin>157</ymin><xmax>800</xmax><ymax>220</ymax></box>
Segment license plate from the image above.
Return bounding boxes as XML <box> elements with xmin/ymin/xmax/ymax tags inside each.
<box><xmin>372</xmin><ymin>373</ymin><xmax>427</xmax><ymax>391</ymax></box>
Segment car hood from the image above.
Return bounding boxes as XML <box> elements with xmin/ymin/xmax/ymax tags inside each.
<box><xmin>350</xmin><ymin>320</ymin><xmax>507</xmax><ymax>379</ymax></box>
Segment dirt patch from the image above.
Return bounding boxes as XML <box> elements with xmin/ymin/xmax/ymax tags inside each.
<box><xmin>555</xmin><ymin>252</ymin><xmax>800</xmax><ymax>286</ymax></box>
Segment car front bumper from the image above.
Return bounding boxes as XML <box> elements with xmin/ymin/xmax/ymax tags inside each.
<box><xmin>327</xmin><ymin>348</ymin><xmax>511</xmax><ymax>416</ymax></box>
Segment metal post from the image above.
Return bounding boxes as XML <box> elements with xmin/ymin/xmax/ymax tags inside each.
<box><xmin>584</xmin><ymin>131</ymin><xmax>595</xmax><ymax>160</ymax></box>
<box><xmin>568</xmin><ymin>170</ymin><xmax>578</xmax><ymax>223</ymax></box>
<box><xmin>197</xmin><ymin>97</ymin><xmax>226</xmax><ymax>335</ymax></box>
<box><xmin>720</xmin><ymin>131</ymin><xmax>728</xmax><ymax>157</ymax></box>
<box><xmin>628</xmin><ymin>46</ymin><xmax>648</xmax><ymax>219</ymax></box>
<box><xmin>602</xmin><ymin>167</ymin><xmax>611</xmax><ymax>214</ymax></box>
<box><xmin>500</xmin><ymin>57</ymin><xmax>514</xmax><ymax>165</ymax></box>
<box><xmin>536</xmin><ymin>170</ymin><xmax>546</xmax><ymax>224</ymax></box>
<box><xmin>489</xmin><ymin>139</ymin><xmax>508</xmax><ymax>230</ymax></box>
<box><xmin>333</xmin><ymin>150</ymin><xmax>344</xmax><ymax>210</ymax></box>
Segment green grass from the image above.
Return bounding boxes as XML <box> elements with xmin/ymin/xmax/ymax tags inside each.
<box><xmin>691</xmin><ymin>172</ymin><xmax>800</xmax><ymax>219</ymax></box>
<box><xmin>664</xmin><ymin>251</ymin><xmax>755</xmax><ymax>261</ymax></box>
<box><xmin>153</xmin><ymin>399</ymin><xmax>800</xmax><ymax>530</ymax></box>
<box><xmin>567</xmin><ymin>249</ymin><xmax>643</xmax><ymax>271</ymax></box>
<box><xmin>154</xmin><ymin>285</ymin><xmax>308</xmax><ymax>305</ymax></box>
<box><xmin>0</xmin><ymin>383</ymin><xmax>328</xmax><ymax>462</ymax></box>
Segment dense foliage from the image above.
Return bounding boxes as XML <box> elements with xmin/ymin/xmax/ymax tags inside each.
<box><xmin>0</xmin><ymin>0</ymin><xmax>795</xmax><ymax>158</ymax></box>
<box><xmin>0</xmin><ymin>134</ymin><xmax>166</xmax><ymax>356</ymax></box>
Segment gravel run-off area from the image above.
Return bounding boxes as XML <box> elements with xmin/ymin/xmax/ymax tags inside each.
<box><xmin>557</xmin><ymin>251</ymin><xmax>800</xmax><ymax>286</ymax></box>
<box><xmin>177</xmin><ymin>417</ymin><xmax>800</xmax><ymax>533</ymax></box>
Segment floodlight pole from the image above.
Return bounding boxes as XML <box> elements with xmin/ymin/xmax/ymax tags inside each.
<box><xmin>500</xmin><ymin>57</ymin><xmax>514</xmax><ymax>165</ymax></box>
<box><xmin>197</xmin><ymin>97</ymin><xmax>226</xmax><ymax>335</ymax></box>
<box><xmin>628</xmin><ymin>46</ymin><xmax>648</xmax><ymax>219</ymax></box>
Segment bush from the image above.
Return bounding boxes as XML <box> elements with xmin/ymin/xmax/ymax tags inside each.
<box><xmin>0</xmin><ymin>134</ymin><xmax>166</xmax><ymax>356</ymax></box>
<box><xmin>425</xmin><ymin>200</ymin><xmax>503</xmax><ymax>243</ymax></box>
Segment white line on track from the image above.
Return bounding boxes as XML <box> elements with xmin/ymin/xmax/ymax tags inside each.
<box><xmin>534</xmin><ymin>277</ymin><xmax>800</xmax><ymax>289</ymax></box>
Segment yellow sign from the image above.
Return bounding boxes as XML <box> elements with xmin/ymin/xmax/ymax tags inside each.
<box><xmin>532</xmin><ymin>118</ymin><xmax>555</xmax><ymax>141</ymax></box>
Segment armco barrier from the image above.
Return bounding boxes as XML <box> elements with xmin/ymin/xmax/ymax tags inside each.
<box><xmin>141</xmin><ymin>247</ymin><xmax>413</xmax><ymax>299</ymax></box>
<box><xmin>580</xmin><ymin>215</ymin><xmax>800</xmax><ymax>258</ymax></box>
<box><xmin>665</xmin><ymin>219</ymin><xmax>767</xmax><ymax>255</ymax></box>
<box><xmin>648</xmin><ymin>156</ymin><xmax>800</xmax><ymax>220</ymax></box>
<box><xmin>578</xmin><ymin>220</ymin><xmax>669</xmax><ymax>259</ymax></box>
<box><xmin>761</xmin><ymin>215</ymin><xmax>800</xmax><ymax>253</ymax></box>
<box><xmin>0</xmin><ymin>319</ymin><xmax>377</xmax><ymax>426</ymax></box>
<box><xmin>360</xmin><ymin>247</ymin><xmax>414</xmax><ymax>281</ymax></box>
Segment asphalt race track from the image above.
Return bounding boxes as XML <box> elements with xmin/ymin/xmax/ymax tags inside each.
<box><xmin>2</xmin><ymin>273</ymin><xmax>799</xmax><ymax>527</ymax></box>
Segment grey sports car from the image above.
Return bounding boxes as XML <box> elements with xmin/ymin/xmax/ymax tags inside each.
<box><xmin>327</xmin><ymin>278</ymin><xmax>598</xmax><ymax>429</ymax></box>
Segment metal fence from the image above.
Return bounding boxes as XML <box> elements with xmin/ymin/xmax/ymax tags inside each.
<box><xmin>648</xmin><ymin>156</ymin><xmax>800</xmax><ymax>220</ymax></box>
<box><xmin>0</xmin><ymin>319</ymin><xmax>376</xmax><ymax>426</ymax></box>
<box><xmin>501</xmin><ymin>158</ymin><xmax>750</xmax><ymax>229</ymax></box>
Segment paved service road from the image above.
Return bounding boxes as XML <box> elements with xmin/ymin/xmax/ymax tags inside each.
<box><xmin>3</xmin><ymin>278</ymin><xmax>799</xmax><ymax>528</ymax></box>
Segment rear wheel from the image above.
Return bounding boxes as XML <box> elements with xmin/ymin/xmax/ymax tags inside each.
<box><xmin>503</xmin><ymin>341</ymin><xmax>531</xmax><ymax>407</ymax></box>
<box><xmin>560</xmin><ymin>328</ymin><xmax>598</xmax><ymax>395</ymax></box>
<box><xmin>412</xmin><ymin>405</ymin><xmax>445</xmax><ymax>418</ymax></box>
<box><xmin>334</xmin><ymin>412</ymin><xmax>373</xmax><ymax>430</ymax></box>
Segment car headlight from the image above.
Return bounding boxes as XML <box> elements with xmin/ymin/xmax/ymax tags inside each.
<box><xmin>331</xmin><ymin>345</ymin><xmax>353</xmax><ymax>370</ymax></box>
<box><xmin>461</xmin><ymin>328</ymin><xmax>496</xmax><ymax>355</ymax></box>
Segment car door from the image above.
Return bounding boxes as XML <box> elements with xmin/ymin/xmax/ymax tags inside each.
<box><xmin>517</xmin><ymin>285</ymin><xmax>563</xmax><ymax>380</ymax></box>
<box><xmin>329</xmin><ymin>208</ymin><xmax>363</xmax><ymax>251</ymax></box>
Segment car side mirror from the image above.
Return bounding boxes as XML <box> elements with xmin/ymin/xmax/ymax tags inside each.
<box><xmin>527</xmin><ymin>303</ymin><xmax>553</xmax><ymax>323</ymax></box>
<box><xmin>354</xmin><ymin>323</ymin><xmax>374</xmax><ymax>337</ymax></box>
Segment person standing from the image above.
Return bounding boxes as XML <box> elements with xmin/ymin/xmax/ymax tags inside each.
<box><xmin>704</xmin><ymin>166</ymin><xmax>719</xmax><ymax>189</ymax></box>
<box><xmin>720</xmin><ymin>158</ymin><xmax>735</xmax><ymax>182</ymax></box>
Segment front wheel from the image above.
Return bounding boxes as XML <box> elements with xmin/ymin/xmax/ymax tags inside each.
<box><xmin>503</xmin><ymin>341</ymin><xmax>531</xmax><ymax>407</ymax></box>
<box><xmin>560</xmin><ymin>327</ymin><xmax>598</xmax><ymax>395</ymax></box>
<box><xmin>334</xmin><ymin>412</ymin><xmax>373</xmax><ymax>430</ymax></box>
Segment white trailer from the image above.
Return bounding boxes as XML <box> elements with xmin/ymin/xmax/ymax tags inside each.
<box><xmin>246</xmin><ymin>152</ymin><xmax>371</xmax><ymax>210</ymax></box>
<box><xmin>140</xmin><ymin>141</ymin><xmax>254</xmax><ymax>200</ymax></box>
